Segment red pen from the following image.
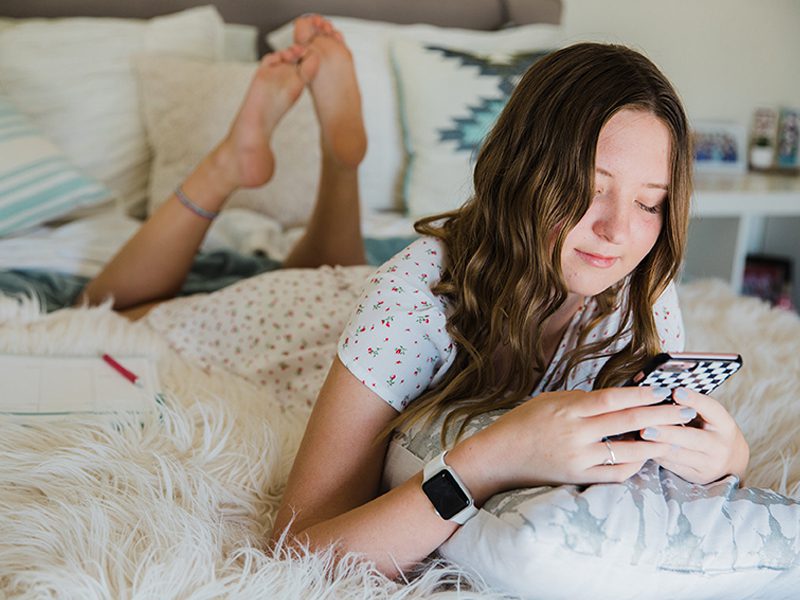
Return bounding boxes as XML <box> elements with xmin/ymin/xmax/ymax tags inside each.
<box><xmin>101</xmin><ymin>353</ymin><xmax>143</xmax><ymax>388</ymax></box>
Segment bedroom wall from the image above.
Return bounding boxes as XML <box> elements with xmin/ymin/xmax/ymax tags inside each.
<box><xmin>560</xmin><ymin>0</ymin><xmax>800</xmax><ymax>127</ymax></box>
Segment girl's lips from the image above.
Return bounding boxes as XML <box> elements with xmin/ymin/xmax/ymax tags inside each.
<box><xmin>576</xmin><ymin>249</ymin><xmax>618</xmax><ymax>268</ymax></box>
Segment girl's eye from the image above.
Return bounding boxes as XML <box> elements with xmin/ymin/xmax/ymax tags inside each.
<box><xmin>637</xmin><ymin>200</ymin><xmax>663</xmax><ymax>215</ymax></box>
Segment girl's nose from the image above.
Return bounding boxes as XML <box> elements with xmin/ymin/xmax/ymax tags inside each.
<box><xmin>591</xmin><ymin>194</ymin><xmax>630</xmax><ymax>244</ymax></box>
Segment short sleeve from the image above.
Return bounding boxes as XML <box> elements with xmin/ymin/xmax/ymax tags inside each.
<box><xmin>337</xmin><ymin>238</ymin><xmax>456</xmax><ymax>411</ymax></box>
<box><xmin>653</xmin><ymin>280</ymin><xmax>685</xmax><ymax>352</ymax></box>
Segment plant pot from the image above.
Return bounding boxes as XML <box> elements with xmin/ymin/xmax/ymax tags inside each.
<box><xmin>750</xmin><ymin>145</ymin><xmax>774</xmax><ymax>170</ymax></box>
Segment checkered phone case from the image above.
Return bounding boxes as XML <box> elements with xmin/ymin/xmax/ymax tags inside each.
<box><xmin>629</xmin><ymin>352</ymin><xmax>743</xmax><ymax>396</ymax></box>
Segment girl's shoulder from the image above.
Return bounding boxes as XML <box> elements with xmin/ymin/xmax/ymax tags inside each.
<box><xmin>372</xmin><ymin>236</ymin><xmax>447</xmax><ymax>291</ymax></box>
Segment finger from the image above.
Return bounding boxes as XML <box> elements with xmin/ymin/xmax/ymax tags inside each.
<box><xmin>640</xmin><ymin>424</ymin><xmax>711</xmax><ymax>453</ymax></box>
<box><xmin>584</xmin><ymin>461</ymin><xmax>648</xmax><ymax>483</ymax></box>
<box><xmin>670</xmin><ymin>387</ymin><xmax>731</xmax><ymax>427</ymax></box>
<box><xmin>593</xmin><ymin>439</ymin><xmax>671</xmax><ymax>467</ymax></box>
<box><xmin>654</xmin><ymin>443</ymin><xmax>709</xmax><ymax>475</ymax></box>
<box><xmin>576</xmin><ymin>386</ymin><xmax>673</xmax><ymax>417</ymax></box>
<box><xmin>591</xmin><ymin>403</ymin><xmax>698</xmax><ymax>439</ymax></box>
<box><xmin>655</xmin><ymin>457</ymin><xmax>706</xmax><ymax>483</ymax></box>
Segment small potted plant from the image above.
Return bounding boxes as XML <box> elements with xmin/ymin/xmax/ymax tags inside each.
<box><xmin>750</xmin><ymin>135</ymin><xmax>774</xmax><ymax>170</ymax></box>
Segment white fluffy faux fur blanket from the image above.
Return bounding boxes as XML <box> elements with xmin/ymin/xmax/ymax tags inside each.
<box><xmin>0</xmin><ymin>272</ymin><xmax>798</xmax><ymax>599</ymax></box>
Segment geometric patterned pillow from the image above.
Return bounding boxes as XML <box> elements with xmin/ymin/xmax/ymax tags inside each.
<box><xmin>384</xmin><ymin>407</ymin><xmax>800</xmax><ymax>599</ymax></box>
<box><xmin>0</xmin><ymin>95</ymin><xmax>113</xmax><ymax>237</ymax></box>
<box><xmin>390</xmin><ymin>37</ymin><xmax>551</xmax><ymax>217</ymax></box>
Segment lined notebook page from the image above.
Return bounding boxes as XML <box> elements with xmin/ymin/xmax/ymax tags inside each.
<box><xmin>0</xmin><ymin>355</ymin><xmax>160</xmax><ymax>417</ymax></box>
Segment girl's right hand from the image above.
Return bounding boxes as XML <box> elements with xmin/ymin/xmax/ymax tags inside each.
<box><xmin>456</xmin><ymin>386</ymin><xmax>697</xmax><ymax>496</ymax></box>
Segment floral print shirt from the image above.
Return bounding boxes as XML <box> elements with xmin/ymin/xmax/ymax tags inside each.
<box><xmin>337</xmin><ymin>237</ymin><xmax>684</xmax><ymax>412</ymax></box>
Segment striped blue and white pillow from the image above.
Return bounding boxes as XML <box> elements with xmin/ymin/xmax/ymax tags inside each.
<box><xmin>0</xmin><ymin>96</ymin><xmax>113</xmax><ymax>237</ymax></box>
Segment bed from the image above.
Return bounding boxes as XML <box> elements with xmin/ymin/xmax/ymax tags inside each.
<box><xmin>1</xmin><ymin>2</ymin><xmax>799</xmax><ymax>598</ymax></box>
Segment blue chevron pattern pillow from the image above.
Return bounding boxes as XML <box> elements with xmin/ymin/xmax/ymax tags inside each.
<box><xmin>390</xmin><ymin>37</ymin><xmax>552</xmax><ymax>217</ymax></box>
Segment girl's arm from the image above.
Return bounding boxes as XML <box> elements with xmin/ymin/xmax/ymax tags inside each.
<box><xmin>272</xmin><ymin>357</ymin><xmax>484</xmax><ymax>577</ymax></box>
<box><xmin>272</xmin><ymin>357</ymin><xmax>688</xmax><ymax>576</ymax></box>
<box><xmin>77</xmin><ymin>144</ymin><xmax>238</xmax><ymax>310</ymax></box>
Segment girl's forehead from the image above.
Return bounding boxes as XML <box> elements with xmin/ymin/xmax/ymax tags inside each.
<box><xmin>595</xmin><ymin>110</ymin><xmax>671</xmax><ymax>186</ymax></box>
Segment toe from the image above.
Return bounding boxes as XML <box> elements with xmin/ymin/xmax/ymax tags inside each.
<box><xmin>293</xmin><ymin>14</ymin><xmax>318</xmax><ymax>45</ymax></box>
<box><xmin>262</xmin><ymin>52</ymin><xmax>282</xmax><ymax>67</ymax></box>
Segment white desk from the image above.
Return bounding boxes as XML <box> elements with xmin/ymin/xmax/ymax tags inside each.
<box><xmin>685</xmin><ymin>172</ymin><xmax>800</xmax><ymax>306</ymax></box>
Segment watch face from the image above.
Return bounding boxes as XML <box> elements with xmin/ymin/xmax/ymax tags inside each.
<box><xmin>422</xmin><ymin>470</ymin><xmax>470</xmax><ymax>520</ymax></box>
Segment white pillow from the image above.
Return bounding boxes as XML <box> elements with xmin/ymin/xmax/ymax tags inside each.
<box><xmin>0</xmin><ymin>16</ymin><xmax>253</xmax><ymax>60</ymax></box>
<box><xmin>267</xmin><ymin>18</ymin><xmax>562</xmax><ymax>216</ymax></box>
<box><xmin>391</xmin><ymin>38</ymin><xmax>554</xmax><ymax>217</ymax></box>
<box><xmin>0</xmin><ymin>7</ymin><xmax>225</xmax><ymax>215</ymax></box>
<box><xmin>0</xmin><ymin>95</ymin><xmax>113</xmax><ymax>236</ymax></box>
<box><xmin>384</xmin><ymin>409</ymin><xmax>800</xmax><ymax>599</ymax></box>
<box><xmin>136</xmin><ymin>56</ymin><xmax>320</xmax><ymax>227</ymax></box>
<box><xmin>222</xmin><ymin>23</ymin><xmax>258</xmax><ymax>62</ymax></box>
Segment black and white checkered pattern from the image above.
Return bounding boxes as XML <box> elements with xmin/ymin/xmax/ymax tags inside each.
<box><xmin>640</xmin><ymin>359</ymin><xmax>742</xmax><ymax>396</ymax></box>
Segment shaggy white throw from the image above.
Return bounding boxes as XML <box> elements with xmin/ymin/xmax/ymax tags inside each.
<box><xmin>0</xmin><ymin>276</ymin><xmax>798</xmax><ymax>599</ymax></box>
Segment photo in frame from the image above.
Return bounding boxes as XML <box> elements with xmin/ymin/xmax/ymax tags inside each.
<box><xmin>692</xmin><ymin>120</ymin><xmax>748</xmax><ymax>173</ymax></box>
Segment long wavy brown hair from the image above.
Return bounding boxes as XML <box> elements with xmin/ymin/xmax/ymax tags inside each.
<box><xmin>387</xmin><ymin>42</ymin><xmax>693</xmax><ymax>442</ymax></box>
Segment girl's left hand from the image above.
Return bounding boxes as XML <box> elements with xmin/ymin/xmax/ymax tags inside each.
<box><xmin>640</xmin><ymin>387</ymin><xmax>749</xmax><ymax>484</ymax></box>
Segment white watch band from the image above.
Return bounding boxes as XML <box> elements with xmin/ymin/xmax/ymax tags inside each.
<box><xmin>422</xmin><ymin>450</ymin><xmax>479</xmax><ymax>525</ymax></box>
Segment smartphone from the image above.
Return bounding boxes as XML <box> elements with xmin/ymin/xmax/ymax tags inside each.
<box><xmin>612</xmin><ymin>352</ymin><xmax>743</xmax><ymax>438</ymax></box>
<box><xmin>624</xmin><ymin>351</ymin><xmax>743</xmax><ymax>397</ymax></box>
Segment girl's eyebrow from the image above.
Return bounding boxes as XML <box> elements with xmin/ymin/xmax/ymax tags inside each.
<box><xmin>595</xmin><ymin>167</ymin><xmax>669</xmax><ymax>191</ymax></box>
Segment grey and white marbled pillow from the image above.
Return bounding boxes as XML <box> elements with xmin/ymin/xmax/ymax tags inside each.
<box><xmin>383</xmin><ymin>408</ymin><xmax>800</xmax><ymax>599</ymax></box>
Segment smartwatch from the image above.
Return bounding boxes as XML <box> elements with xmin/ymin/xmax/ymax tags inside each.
<box><xmin>421</xmin><ymin>450</ymin><xmax>479</xmax><ymax>525</ymax></box>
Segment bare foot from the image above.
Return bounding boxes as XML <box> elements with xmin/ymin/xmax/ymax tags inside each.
<box><xmin>292</xmin><ymin>15</ymin><xmax>367</xmax><ymax>168</ymax></box>
<box><xmin>218</xmin><ymin>45</ymin><xmax>317</xmax><ymax>189</ymax></box>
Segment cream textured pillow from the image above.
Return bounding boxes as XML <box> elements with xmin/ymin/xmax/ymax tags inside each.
<box><xmin>137</xmin><ymin>56</ymin><xmax>320</xmax><ymax>227</ymax></box>
<box><xmin>0</xmin><ymin>7</ymin><xmax>225</xmax><ymax>215</ymax></box>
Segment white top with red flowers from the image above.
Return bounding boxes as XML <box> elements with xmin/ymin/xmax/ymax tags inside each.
<box><xmin>337</xmin><ymin>237</ymin><xmax>684</xmax><ymax>412</ymax></box>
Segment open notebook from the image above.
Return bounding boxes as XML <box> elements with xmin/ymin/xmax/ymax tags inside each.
<box><xmin>0</xmin><ymin>354</ymin><xmax>161</xmax><ymax>421</ymax></box>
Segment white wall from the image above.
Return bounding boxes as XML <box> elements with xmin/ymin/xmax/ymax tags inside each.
<box><xmin>560</xmin><ymin>0</ymin><xmax>800</xmax><ymax>128</ymax></box>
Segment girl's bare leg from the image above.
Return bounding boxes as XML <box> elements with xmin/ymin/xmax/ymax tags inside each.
<box><xmin>282</xmin><ymin>16</ymin><xmax>368</xmax><ymax>269</ymax></box>
<box><xmin>80</xmin><ymin>46</ymin><xmax>315</xmax><ymax>310</ymax></box>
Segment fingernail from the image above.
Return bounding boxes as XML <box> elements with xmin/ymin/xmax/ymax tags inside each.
<box><xmin>642</xmin><ymin>427</ymin><xmax>659</xmax><ymax>440</ymax></box>
<box><xmin>680</xmin><ymin>407</ymin><xmax>697</xmax><ymax>420</ymax></box>
<box><xmin>674</xmin><ymin>387</ymin><xmax>689</xmax><ymax>401</ymax></box>
<box><xmin>652</xmin><ymin>387</ymin><xmax>671</xmax><ymax>399</ymax></box>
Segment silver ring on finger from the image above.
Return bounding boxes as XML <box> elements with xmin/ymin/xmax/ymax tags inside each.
<box><xmin>603</xmin><ymin>437</ymin><xmax>617</xmax><ymax>466</ymax></box>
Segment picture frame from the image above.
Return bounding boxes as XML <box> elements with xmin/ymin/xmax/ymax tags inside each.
<box><xmin>776</xmin><ymin>107</ymin><xmax>800</xmax><ymax>170</ymax></box>
<box><xmin>692</xmin><ymin>120</ymin><xmax>748</xmax><ymax>173</ymax></box>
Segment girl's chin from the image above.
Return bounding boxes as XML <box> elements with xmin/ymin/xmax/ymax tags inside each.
<box><xmin>565</xmin><ymin>276</ymin><xmax>618</xmax><ymax>297</ymax></box>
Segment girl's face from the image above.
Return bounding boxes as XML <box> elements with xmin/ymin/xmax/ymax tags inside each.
<box><xmin>561</xmin><ymin>109</ymin><xmax>671</xmax><ymax>297</ymax></box>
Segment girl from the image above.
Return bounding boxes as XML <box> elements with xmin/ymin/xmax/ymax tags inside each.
<box><xmin>272</xmin><ymin>42</ymin><xmax>750</xmax><ymax>577</ymax></box>
<box><xmin>78</xmin><ymin>15</ymin><xmax>368</xmax><ymax>319</ymax></box>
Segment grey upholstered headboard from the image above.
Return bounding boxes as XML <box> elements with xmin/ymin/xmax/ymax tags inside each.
<box><xmin>0</xmin><ymin>0</ymin><xmax>562</xmax><ymax>55</ymax></box>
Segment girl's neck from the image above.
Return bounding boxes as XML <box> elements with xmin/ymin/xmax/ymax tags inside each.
<box><xmin>543</xmin><ymin>292</ymin><xmax>585</xmax><ymax>343</ymax></box>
